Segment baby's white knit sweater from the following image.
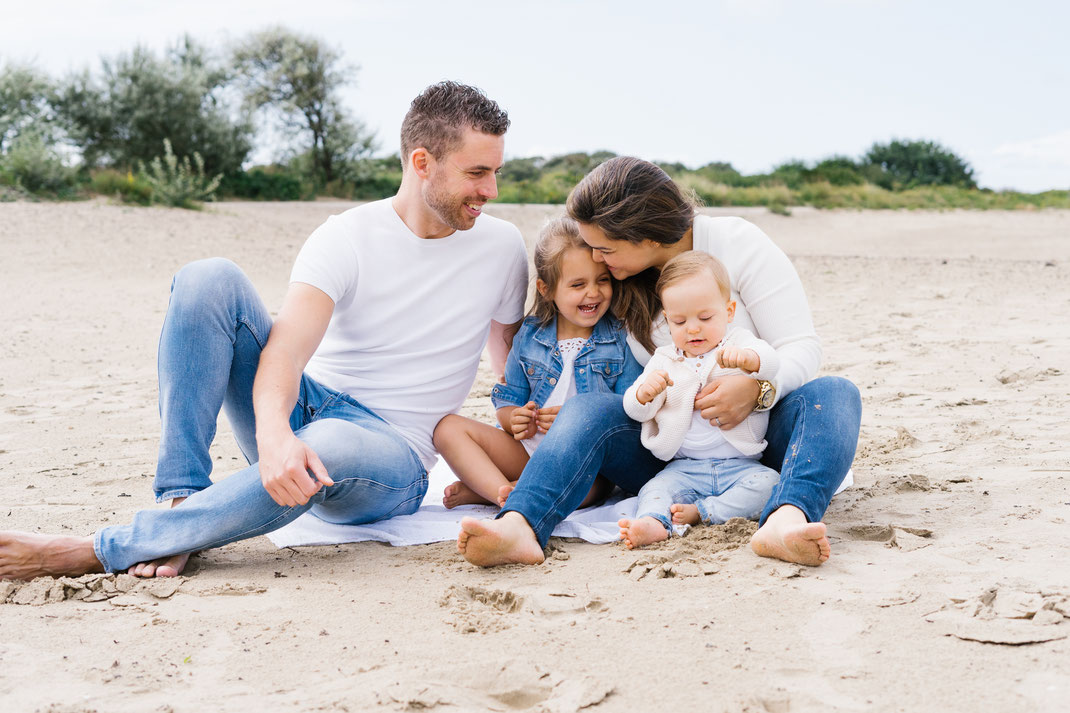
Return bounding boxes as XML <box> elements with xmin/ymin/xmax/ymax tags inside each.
<box><xmin>623</xmin><ymin>327</ymin><xmax>780</xmax><ymax>461</ymax></box>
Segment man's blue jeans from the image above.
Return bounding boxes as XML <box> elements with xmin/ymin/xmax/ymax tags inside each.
<box><xmin>93</xmin><ymin>259</ymin><xmax>427</xmax><ymax>573</ymax></box>
<box><xmin>501</xmin><ymin>377</ymin><xmax>862</xmax><ymax>548</ymax></box>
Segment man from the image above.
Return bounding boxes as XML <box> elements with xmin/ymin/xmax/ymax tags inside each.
<box><xmin>0</xmin><ymin>81</ymin><xmax>528</xmax><ymax>580</ymax></box>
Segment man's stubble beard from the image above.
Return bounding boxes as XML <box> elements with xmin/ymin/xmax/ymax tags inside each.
<box><xmin>423</xmin><ymin>175</ymin><xmax>476</xmax><ymax>232</ymax></box>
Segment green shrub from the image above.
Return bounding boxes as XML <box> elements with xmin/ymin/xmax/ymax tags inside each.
<box><xmin>138</xmin><ymin>138</ymin><xmax>221</xmax><ymax>209</ymax></box>
<box><xmin>90</xmin><ymin>169</ymin><xmax>153</xmax><ymax>205</ymax></box>
<box><xmin>0</xmin><ymin>131</ymin><xmax>77</xmax><ymax>196</ymax></box>
<box><xmin>219</xmin><ymin>168</ymin><xmax>312</xmax><ymax>201</ymax></box>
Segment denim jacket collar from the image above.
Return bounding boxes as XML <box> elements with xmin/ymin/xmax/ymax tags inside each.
<box><xmin>528</xmin><ymin>314</ymin><xmax>626</xmax><ymax>350</ymax></box>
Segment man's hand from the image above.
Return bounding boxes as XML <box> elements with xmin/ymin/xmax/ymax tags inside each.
<box><xmin>510</xmin><ymin>402</ymin><xmax>539</xmax><ymax>440</ymax></box>
<box><xmin>536</xmin><ymin>405</ymin><xmax>560</xmax><ymax>433</ymax></box>
<box><xmin>636</xmin><ymin>370</ymin><xmax>673</xmax><ymax>405</ymax></box>
<box><xmin>695</xmin><ymin>374</ymin><xmax>760</xmax><ymax>429</ymax></box>
<box><xmin>258</xmin><ymin>432</ymin><xmax>334</xmax><ymax>507</ymax></box>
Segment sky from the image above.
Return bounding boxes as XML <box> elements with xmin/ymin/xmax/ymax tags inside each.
<box><xmin>3</xmin><ymin>0</ymin><xmax>1068</xmax><ymax>191</ymax></box>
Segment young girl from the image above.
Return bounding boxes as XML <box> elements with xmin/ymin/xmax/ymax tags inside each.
<box><xmin>434</xmin><ymin>217</ymin><xmax>642</xmax><ymax>509</ymax></box>
<box><xmin>618</xmin><ymin>251</ymin><xmax>782</xmax><ymax>548</ymax></box>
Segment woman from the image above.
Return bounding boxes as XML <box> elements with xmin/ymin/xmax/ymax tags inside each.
<box><xmin>458</xmin><ymin>157</ymin><xmax>861</xmax><ymax>567</ymax></box>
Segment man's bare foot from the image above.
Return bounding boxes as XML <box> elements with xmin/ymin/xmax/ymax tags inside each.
<box><xmin>0</xmin><ymin>531</ymin><xmax>104</xmax><ymax>580</ymax></box>
<box><xmin>443</xmin><ymin>481</ymin><xmax>494</xmax><ymax>509</ymax></box>
<box><xmin>670</xmin><ymin>503</ymin><xmax>701</xmax><ymax>526</ymax></box>
<box><xmin>750</xmin><ymin>504</ymin><xmax>831</xmax><ymax>566</ymax></box>
<box><xmin>128</xmin><ymin>553</ymin><xmax>191</xmax><ymax>578</ymax></box>
<box><xmin>457</xmin><ymin>512</ymin><xmax>544</xmax><ymax>567</ymax></box>
<box><xmin>496</xmin><ymin>483</ymin><xmax>515</xmax><ymax>508</ymax></box>
<box><xmin>125</xmin><ymin>495</ymin><xmax>193</xmax><ymax>578</ymax></box>
<box><xmin>617</xmin><ymin>516</ymin><xmax>668</xmax><ymax>549</ymax></box>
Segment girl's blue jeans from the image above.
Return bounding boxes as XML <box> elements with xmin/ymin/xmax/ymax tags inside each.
<box><xmin>500</xmin><ymin>376</ymin><xmax>862</xmax><ymax>548</ymax></box>
<box><xmin>93</xmin><ymin>259</ymin><xmax>427</xmax><ymax>573</ymax></box>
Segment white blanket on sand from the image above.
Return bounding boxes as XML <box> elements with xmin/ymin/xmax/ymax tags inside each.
<box><xmin>266</xmin><ymin>458</ymin><xmax>853</xmax><ymax>549</ymax></box>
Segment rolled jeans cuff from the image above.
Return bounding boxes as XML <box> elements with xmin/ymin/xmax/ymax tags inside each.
<box><xmin>639</xmin><ymin>512</ymin><xmax>673</xmax><ymax>533</ymax></box>
<box><xmin>92</xmin><ymin>530</ymin><xmax>115</xmax><ymax>573</ymax></box>
<box><xmin>154</xmin><ymin>488</ymin><xmax>201</xmax><ymax>504</ymax></box>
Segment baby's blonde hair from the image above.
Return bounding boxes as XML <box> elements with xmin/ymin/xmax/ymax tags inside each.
<box><xmin>655</xmin><ymin>251</ymin><xmax>731</xmax><ymax>301</ymax></box>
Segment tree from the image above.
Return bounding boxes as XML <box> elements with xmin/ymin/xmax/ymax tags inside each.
<box><xmin>864</xmin><ymin>139</ymin><xmax>976</xmax><ymax>189</ymax></box>
<box><xmin>54</xmin><ymin>38</ymin><xmax>253</xmax><ymax>175</ymax></box>
<box><xmin>0</xmin><ymin>62</ymin><xmax>56</xmax><ymax>153</ymax></box>
<box><xmin>232</xmin><ymin>27</ymin><xmax>375</xmax><ymax>185</ymax></box>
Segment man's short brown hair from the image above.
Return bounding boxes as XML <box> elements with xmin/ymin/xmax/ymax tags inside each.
<box><xmin>399</xmin><ymin>81</ymin><xmax>510</xmax><ymax>167</ymax></box>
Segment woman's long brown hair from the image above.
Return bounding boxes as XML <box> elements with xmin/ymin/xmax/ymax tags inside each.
<box><xmin>566</xmin><ymin>156</ymin><xmax>695</xmax><ymax>352</ymax></box>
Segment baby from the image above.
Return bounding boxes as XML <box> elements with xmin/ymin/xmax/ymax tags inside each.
<box><xmin>619</xmin><ymin>251</ymin><xmax>781</xmax><ymax>548</ymax></box>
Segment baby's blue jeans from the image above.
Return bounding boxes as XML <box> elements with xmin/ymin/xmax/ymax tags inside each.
<box><xmin>635</xmin><ymin>456</ymin><xmax>780</xmax><ymax>531</ymax></box>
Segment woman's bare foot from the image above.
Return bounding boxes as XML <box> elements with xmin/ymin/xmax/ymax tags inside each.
<box><xmin>617</xmin><ymin>516</ymin><xmax>668</xmax><ymax>549</ymax></box>
<box><xmin>750</xmin><ymin>504</ymin><xmax>831</xmax><ymax>566</ymax></box>
<box><xmin>496</xmin><ymin>483</ymin><xmax>515</xmax><ymax>508</ymax></box>
<box><xmin>457</xmin><ymin>512</ymin><xmax>544</xmax><ymax>566</ymax></box>
<box><xmin>670</xmin><ymin>503</ymin><xmax>701</xmax><ymax>525</ymax></box>
<box><xmin>0</xmin><ymin>531</ymin><xmax>104</xmax><ymax>580</ymax></box>
<box><xmin>128</xmin><ymin>553</ymin><xmax>190</xmax><ymax>578</ymax></box>
<box><xmin>443</xmin><ymin>481</ymin><xmax>494</xmax><ymax>509</ymax></box>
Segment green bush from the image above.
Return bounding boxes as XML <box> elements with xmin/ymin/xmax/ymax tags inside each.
<box><xmin>864</xmin><ymin>139</ymin><xmax>977</xmax><ymax>189</ymax></box>
<box><xmin>219</xmin><ymin>168</ymin><xmax>312</xmax><ymax>201</ymax></box>
<box><xmin>0</xmin><ymin>131</ymin><xmax>77</xmax><ymax>196</ymax></box>
<box><xmin>138</xmin><ymin>138</ymin><xmax>221</xmax><ymax>209</ymax></box>
<box><xmin>90</xmin><ymin>169</ymin><xmax>154</xmax><ymax>205</ymax></box>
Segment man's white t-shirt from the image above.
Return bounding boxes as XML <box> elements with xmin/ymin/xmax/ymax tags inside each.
<box><xmin>289</xmin><ymin>198</ymin><xmax>528</xmax><ymax>469</ymax></box>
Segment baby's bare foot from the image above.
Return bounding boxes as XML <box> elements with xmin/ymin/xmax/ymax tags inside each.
<box><xmin>670</xmin><ymin>503</ymin><xmax>701</xmax><ymax>525</ymax></box>
<box><xmin>443</xmin><ymin>481</ymin><xmax>493</xmax><ymax>509</ymax></box>
<box><xmin>617</xmin><ymin>517</ymin><xmax>668</xmax><ymax>549</ymax></box>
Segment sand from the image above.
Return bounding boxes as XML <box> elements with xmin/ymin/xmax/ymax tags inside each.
<box><xmin>1</xmin><ymin>199</ymin><xmax>1068</xmax><ymax>712</ymax></box>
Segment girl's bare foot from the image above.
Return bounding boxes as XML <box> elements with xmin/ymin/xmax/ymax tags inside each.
<box><xmin>0</xmin><ymin>532</ymin><xmax>104</xmax><ymax>580</ymax></box>
<box><xmin>670</xmin><ymin>503</ymin><xmax>701</xmax><ymax>525</ymax></box>
<box><xmin>750</xmin><ymin>504</ymin><xmax>831</xmax><ymax>566</ymax></box>
<box><xmin>443</xmin><ymin>481</ymin><xmax>494</xmax><ymax>509</ymax></box>
<box><xmin>457</xmin><ymin>512</ymin><xmax>544</xmax><ymax>566</ymax></box>
<box><xmin>617</xmin><ymin>516</ymin><xmax>668</xmax><ymax>549</ymax></box>
<box><xmin>496</xmin><ymin>483</ymin><xmax>515</xmax><ymax>508</ymax></box>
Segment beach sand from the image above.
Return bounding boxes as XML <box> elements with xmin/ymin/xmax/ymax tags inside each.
<box><xmin>1</xmin><ymin>199</ymin><xmax>1068</xmax><ymax>712</ymax></box>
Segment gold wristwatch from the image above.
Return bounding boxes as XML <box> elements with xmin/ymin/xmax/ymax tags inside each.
<box><xmin>755</xmin><ymin>380</ymin><xmax>776</xmax><ymax>411</ymax></box>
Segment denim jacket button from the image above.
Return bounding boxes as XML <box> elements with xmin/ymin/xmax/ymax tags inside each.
<box><xmin>527</xmin><ymin>367</ymin><xmax>534</xmax><ymax>375</ymax></box>
<box><xmin>579</xmin><ymin>368</ymin><xmax>585</xmax><ymax>374</ymax></box>
<box><xmin>549</xmin><ymin>377</ymin><xmax>557</xmax><ymax>385</ymax></box>
<box><xmin>604</xmin><ymin>365</ymin><xmax>612</xmax><ymax>374</ymax></box>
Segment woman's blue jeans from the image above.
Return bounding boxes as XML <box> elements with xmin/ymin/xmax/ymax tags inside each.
<box><xmin>93</xmin><ymin>259</ymin><xmax>427</xmax><ymax>573</ymax></box>
<box><xmin>500</xmin><ymin>377</ymin><xmax>862</xmax><ymax>548</ymax></box>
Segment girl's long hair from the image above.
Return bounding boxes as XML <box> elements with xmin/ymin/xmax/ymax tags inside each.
<box><xmin>529</xmin><ymin>216</ymin><xmax>623</xmax><ymax>328</ymax></box>
<box><xmin>566</xmin><ymin>156</ymin><xmax>695</xmax><ymax>352</ymax></box>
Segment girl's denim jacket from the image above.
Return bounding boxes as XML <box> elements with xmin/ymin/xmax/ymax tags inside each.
<box><xmin>491</xmin><ymin>314</ymin><xmax>643</xmax><ymax>410</ymax></box>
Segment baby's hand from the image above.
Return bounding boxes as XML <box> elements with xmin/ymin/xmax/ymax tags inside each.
<box><xmin>509</xmin><ymin>402</ymin><xmax>538</xmax><ymax>440</ymax></box>
<box><xmin>636</xmin><ymin>370</ymin><xmax>673</xmax><ymax>405</ymax></box>
<box><xmin>716</xmin><ymin>346</ymin><xmax>760</xmax><ymax>373</ymax></box>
